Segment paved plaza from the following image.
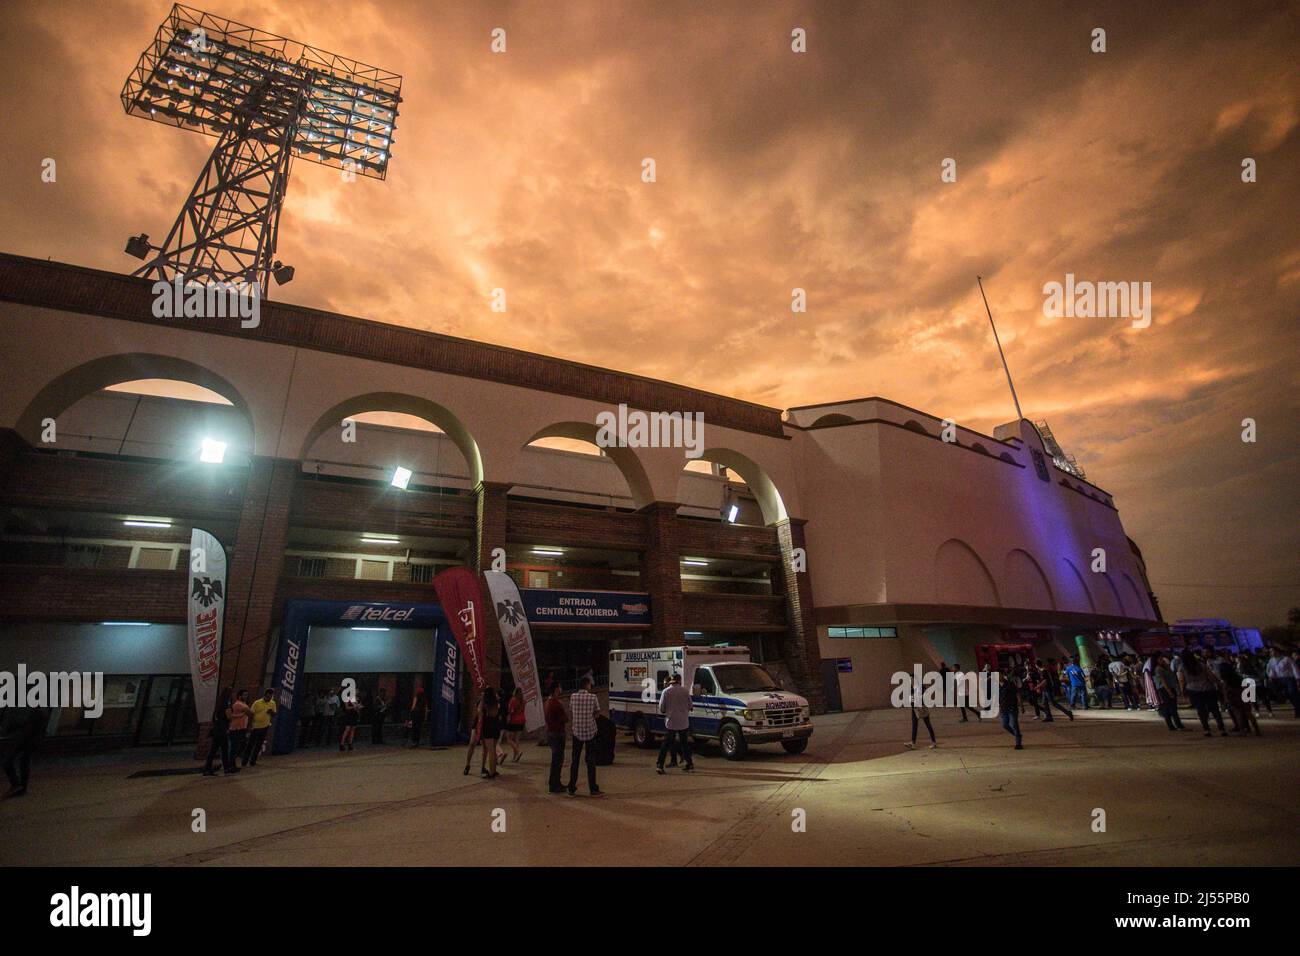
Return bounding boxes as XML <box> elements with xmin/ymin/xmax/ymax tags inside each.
<box><xmin>3</xmin><ymin>706</ymin><xmax>1297</xmax><ymax>867</ymax></box>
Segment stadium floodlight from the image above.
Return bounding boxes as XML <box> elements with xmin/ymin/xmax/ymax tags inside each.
<box><xmin>199</xmin><ymin>437</ymin><xmax>227</xmax><ymax>462</ymax></box>
<box><xmin>120</xmin><ymin>4</ymin><xmax>402</xmax><ymax>295</ymax></box>
<box><xmin>125</xmin><ymin>233</ymin><xmax>154</xmax><ymax>260</ymax></box>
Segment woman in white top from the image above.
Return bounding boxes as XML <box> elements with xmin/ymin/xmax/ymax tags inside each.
<box><xmin>904</xmin><ymin>674</ymin><xmax>937</xmax><ymax>750</ymax></box>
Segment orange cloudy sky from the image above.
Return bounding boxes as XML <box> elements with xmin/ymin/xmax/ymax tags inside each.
<box><xmin>0</xmin><ymin>0</ymin><xmax>1296</xmax><ymax>625</ymax></box>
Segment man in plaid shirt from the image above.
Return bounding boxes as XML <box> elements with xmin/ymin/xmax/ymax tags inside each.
<box><xmin>566</xmin><ymin>676</ymin><xmax>603</xmax><ymax>796</ymax></box>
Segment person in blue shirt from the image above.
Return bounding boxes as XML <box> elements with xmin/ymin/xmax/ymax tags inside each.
<box><xmin>1064</xmin><ymin>657</ymin><xmax>1089</xmax><ymax>710</ymax></box>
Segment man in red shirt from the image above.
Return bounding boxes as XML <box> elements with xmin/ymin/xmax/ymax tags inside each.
<box><xmin>544</xmin><ymin>683</ymin><xmax>567</xmax><ymax>794</ymax></box>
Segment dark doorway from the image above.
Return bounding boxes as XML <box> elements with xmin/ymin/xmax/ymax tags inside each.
<box><xmin>819</xmin><ymin>659</ymin><xmax>844</xmax><ymax>713</ymax></box>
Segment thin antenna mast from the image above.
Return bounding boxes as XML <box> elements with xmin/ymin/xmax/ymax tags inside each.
<box><xmin>977</xmin><ymin>275</ymin><xmax>1023</xmax><ymax>422</ymax></box>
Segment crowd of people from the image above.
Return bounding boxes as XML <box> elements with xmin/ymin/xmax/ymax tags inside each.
<box><xmin>907</xmin><ymin>644</ymin><xmax>1300</xmax><ymax>753</ymax></box>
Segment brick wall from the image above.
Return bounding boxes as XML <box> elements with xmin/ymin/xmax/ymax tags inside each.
<box><xmin>639</xmin><ymin>502</ymin><xmax>685</xmax><ymax>644</ymax></box>
<box><xmin>0</xmin><ymin>567</ymin><xmax>187</xmax><ymax>622</ymax></box>
<box><xmin>773</xmin><ymin>519</ymin><xmax>827</xmax><ymax>712</ymax></box>
<box><xmin>0</xmin><ymin>255</ymin><xmax>786</xmax><ymax>438</ymax></box>
<box><xmin>0</xmin><ymin>437</ymin><xmax>246</xmax><ymax>520</ymax></box>
<box><xmin>681</xmin><ymin>591</ymin><xmax>788</xmax><ymax>631</ymax></box>
<box><xmin>290</xmin><ymin>478</ymin><xmax>476</xmax><ymax>537</ymax></box>
<box><xmin>676</xmin><ymin>516</ymin><xmax>782</xmax><ymax>560</ymax></box>
<box><xmin>507</xmin><ymin>499</ymin><xmax>645</xmax><ymax>550</ymax></box>
<box><xmin>220</xmin><ymin>458</ymin><xmax>298</xmax><ymax>693</ymax></box>
<box><xmin>474</xmin><ymin>481</ymin><xmax>509</xmax><ymax>688</ymax></box>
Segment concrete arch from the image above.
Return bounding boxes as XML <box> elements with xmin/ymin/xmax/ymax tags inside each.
<box><xmin>15</xmin><ymin>353</ymin><xmax>255</xmax><ymax>447</ymax></box>
<box><xmin>809</xmin><ymin>413</ymin><xmax>854</xmax><ymax>427</ymax></box>
<box><xmin>902</xmin><ymin>419</ymin><xmax>931</xmax><ymax>436</ymax></box>
<box><xmin>298</xmin><ymin>392</ymin><xmax>484</xmax><ymax>486</ymax></box>
<box><xmin>1121</xmin><ymin>573</ymin><xmax>1147</xmax><ymax>618</ymax></box>
<box><xmin>1095</xmin><ymin>571</ymin><xmax>1126</xmax><ymax>616</ymax></box>
<box><xmin>523</xmin><ymin>421</ymin><xmax>655</xmax><ymax>510</ymax></box>
<box><xmin>1002</xmin><ymin>548</ymin><xmax>1056</xmax><ymax>610</ymax></box>
<box><xmin>682</xmin><ymin>448</ymin><xmax>789</xmax><ymax>525</ymax></box>
<box><xmin>1058</xmin><ymin>558</ymin><xmax>1096</xmax><ymax>613</ymax></box>
<box><xmin>934</xmin><ymin>538</ymin><xmax>1001</xmax><ymax>607</ymax></box>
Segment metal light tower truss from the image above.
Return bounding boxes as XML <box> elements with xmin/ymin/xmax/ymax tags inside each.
<box><xmin>121</xmin><ymin>4</ymin><xmax>402</xmax><ymax>293</ymax></box>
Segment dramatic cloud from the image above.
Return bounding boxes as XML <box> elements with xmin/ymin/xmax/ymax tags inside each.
<box><xmin>0</xmin><ymin>0</ymin><xmax>1296</xmax><ymax>624</ymax></box>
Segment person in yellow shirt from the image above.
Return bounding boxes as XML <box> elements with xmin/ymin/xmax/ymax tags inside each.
<box><xmin>243</xmin><ymin>688</ymin><xmax>277</xmax><ymax>767</ymax></box>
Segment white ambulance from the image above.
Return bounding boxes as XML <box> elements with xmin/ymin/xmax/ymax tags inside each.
<box><xmin>608</xmin><ymin>645</ymin><xmax>814</xmax><ymax>759</ymax></box>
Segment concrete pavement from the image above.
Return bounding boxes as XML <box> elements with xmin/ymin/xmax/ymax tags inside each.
<box><xmin>2</xmin><ymin>704</ymin><xmax>1296</xmax><ymax>866</ymax></box>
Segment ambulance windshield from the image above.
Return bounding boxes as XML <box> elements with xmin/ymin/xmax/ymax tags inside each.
<box><xmin>714</xmin><ymin>663</ymin><xmax>781</xmax><ymax>693</ymax></box>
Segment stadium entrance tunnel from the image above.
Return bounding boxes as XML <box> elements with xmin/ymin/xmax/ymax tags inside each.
<box><xmin>270</xmin><ymin>600</ymin><xmax>459</xmax><ymax>754</ymax></box>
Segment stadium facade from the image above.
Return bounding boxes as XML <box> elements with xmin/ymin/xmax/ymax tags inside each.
<box><xmin>0</xmin><ymin>254</ymin><xmax>1161</xmax><ymax>745</ymax></box>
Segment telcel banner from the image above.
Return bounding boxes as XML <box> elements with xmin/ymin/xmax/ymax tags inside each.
<box><xmin>186</xmin><ymin>528</ymin><xmax>227</xmax><ymax>725</ymax></box>
<box><xmin>483</xmin><ymin>571</ymin><xmax>544</xmax><ymax>732</ymax></box>
<box><xmin>433</xmin><ymin>566</ymin><xmax>488</xmax><ymax>690</ymax></box>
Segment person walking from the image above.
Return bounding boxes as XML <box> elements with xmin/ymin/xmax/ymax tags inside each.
<box><xmin>566</xmin><ymin>676</ymin><xmax>602</xmax><ymax>795</ymax></box>
<box><xmin>1064</xmin><ymin>657</ymin><xmax>1089</xmax><ymax>710</ymax></box>
<box><xmin>243</xmin><ymin>688</ymin><xmax>277</xmax><ymax>766</ymax></box>
<box><xmin>1180</xmin><ymin>650</ymin><xmax>1228</xmax><ymax>737</ymax></box>
<box><xmin>1023</xmin><ymin>662</ymin><xmax>1046</xmax><ymax>720</ymax></box>
<box><xmin>298</xmin><ymin>689</ymin><xmax>318</xmax><ymax>748</ymax></box>
<box><xmin>407</xmin><ymin>687</ymin><xmax>428</xmax><ymax>748</ymax></box>
<box><xmin>1038</xmin><ymin>661</ymin><xmax>1075</xmax><ymax>722</ymax></box>
<box><xmin>904</xmin><ymin>673</ymin><xmax>937</xmax><ymax>749</ymax></box>
<box><xmin>1203</xmin><ymin>648</ymin><xmax>1240</xmax><ymax>731</ymax></box>
<box><xmin>1152</xmin><ymin>656</ymin><xmax>1185</xmax><ymax>731</ymax></box>
<box><xmin>1266</xmin><ymin>647</ymin><xmax>1300</xmax><ymax>717</ymax></box>
<box><xmin>999</xmin><ymin>670</ymin><xmax>1023</xmax><ymax>749</ymax></box>
<box><xmin>952</xmin><ymin>661</ymin><xmax>980</xmax><ymax>721</ymax></box>
<box><xmin>544</xmin><ymin>684</ymin><xmax>567</xmax><ymax>794</ymax></box>
<box><xmin>370</xmin><ymin>688</ymin><xmax>388</xmax><ymax>745</ymax></box>
<box><xmin>339</xmin><ymin>697</ymin><xmax>359</xmax><ymax>751</ymax></box>
<box><xmin>3</xmin><ymin>706</ymin><xmax>48</xmax><ymax>797</ymax></box>
<box><xmin>499</xmin><ymin>687</ymin><xmax>525</xmax><ymax>763</ymax></box>
<box><xmin>479</xmin><ymin>687</ymin><xmax>502</xmax><ymax>779</ymax></box>
<box><xmin>1237</xmin><ymin>652</ymin><xmax>1270</xmax><ymax>717</ymax></box>
<box><xmin>203</xmin><ymin>686</ymin><xmax>238</xmax><ymax>775</ymax></box>
<box><xmin>319</xmin><ymin>687</ymin><xmax>339</xmax><ymax>746</ymax></box>
<box><xmin>655</xmin><ymin>673</ymin><xmax>694</xmax><ymax>772</ymax></box>
<box><xmin>463</xmin><ymin>688</ymin><xmax>488</xmax><ymax>775</ymax></box>
<box><xmin>1090</xmin><ymin>659</ymin><xmax>1113</xmax><ymax>709</ymax></box>
<box><xmin>1141</xmin><ymin>656</ymin><xmax>1160</xmax><ymax>711</ymax></box>
<box><xmin>228</xmin><ymin>689</ymin><xmax>252</xmax><ymax>765</ymax></box>
<box><xmin>1110</xmin><ymin>655</ymin><xmax>1137</xmax><ymax>710</ymax></box>
<box><xmin>1220</xmin><ymin>660</ymin><xmax>1261</xmax><ymax>737</ymax></box>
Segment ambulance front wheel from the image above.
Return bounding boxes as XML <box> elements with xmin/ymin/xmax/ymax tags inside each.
<box><xmin>781</xmin><ymin>738</ymin><xmax>808</xmax><ymax>754</ymax></box>
<box><xmin>719</xmin><ymin>722</ymin><xmax>747</xmax><ymax>760</ymax></box>
<box><xmin>633</xmin><ymin>716</ymin><xmax>655</xmax><ymax>748</ymax></box>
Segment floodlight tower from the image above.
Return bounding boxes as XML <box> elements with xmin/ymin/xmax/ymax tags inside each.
<box><xmin>121</xmin><ymin>4</ymin><xmax>402</xmax><ymax>295</ymax></box>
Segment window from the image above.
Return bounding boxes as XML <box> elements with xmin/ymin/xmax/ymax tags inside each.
<box><xmin>409</xmin><ymin>563</ymin><xmax>434</xmax><ymax>584</ymax></box>
<box><xmin>133</xmin><ymin>547</ymin><xmax>175</xmax><ymax>570</ymax></box>
<box><xmin>692</xmin><ymin>669</ymin><xmax>716</xmax><ymax>696</ymax></box>
<box><xmin>828</xmin><ymin>626</ymin><xmax>898</xmax><ymax>638</ymax></box>
<box><xmin>356</xmin><ymin>559</ymin><xmax>391</xmax><ymax>581</ymax></box>
<box><xmin>298</xmin><ymin>557</ymin><xmax>326</xmax><ymax>578</ymax></box>
<box><xmin>64</xmin><ymin>544</ymin><xmax>101</xmax><ymax>568</ymax></box>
